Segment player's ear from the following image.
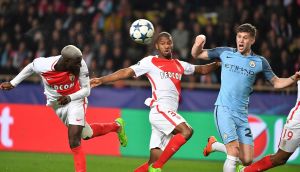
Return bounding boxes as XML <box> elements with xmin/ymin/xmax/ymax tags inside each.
<box><xmin>155</xmin><ymin>43</ymin><xmax>158</xmax><ymax>50</ymax></box>
<box><xmin>251</xmin><ymin>37</ymin><xmax>255</xmax><ymax>45</ymax></box>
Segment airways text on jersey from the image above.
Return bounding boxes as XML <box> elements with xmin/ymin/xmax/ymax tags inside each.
<box><xmin>42</xmin><ymin>71</ymin><xmax>80</xmax><ymax>96</ymax></box>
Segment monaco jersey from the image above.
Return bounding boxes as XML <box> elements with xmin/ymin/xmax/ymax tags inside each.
<box><xmin>287</xmin><ymin>81</ymin><xmax>300</xmax><ymax>122</ymax></box>
<box><xmin>10</xmin><ymin>55</ymin><xmax>89</xmax><ymax>105</ymax></box>
<box><xmin>130</xmin><ymin>56</ymin><xmax>195</xmax><ymax>111</ymax></box>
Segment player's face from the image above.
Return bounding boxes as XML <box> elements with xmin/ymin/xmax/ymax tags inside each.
<box><xmin>236</xmin><ymin>32</ymin><xmax>255</xmax><ymax>55</ymax></box>
<box><xmin>156</xmin><ymin>36</ymin><xmax>173</xmax><ymax>59</ymax></box>
<box><xmin>63</xmin><ymin>56</ymin><xmax>82</xmax><ymax>76</ymax></box>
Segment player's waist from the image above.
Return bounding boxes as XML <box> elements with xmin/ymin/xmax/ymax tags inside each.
<box><xmin>144</xmin><ymin>97</ymin><xmax>179</xmax><ymax>109</ymax></box>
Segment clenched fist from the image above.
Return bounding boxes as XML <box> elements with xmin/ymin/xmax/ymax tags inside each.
<box><xmin>194</xmin><ymin>35</ymin><xmax>206</xmax><ymax>46</ymax></box>
<box><xmin>0</xmin><ymin>82</ymin><xmax>15</xmax><ymax>90</ymax></box>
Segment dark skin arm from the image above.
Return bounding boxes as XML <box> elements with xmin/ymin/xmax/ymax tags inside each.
<box><xmin>0</xmin><ymin>82</ymin><xmax>15</xmax><ymax>90</ymax></box>
<box><xmin>0</xmin><ymin>81</ymin><xmax>70</xmax><ymax>105</ymax></box>
<box><xmin>90</xmin><ymin>68</ymin><xmax>135</xmax><ymax>88</ymax></box>
<box><xmin>194</xmin><ymin>61</ymin><xmax>221</xmax><ymax>75</ymax></box>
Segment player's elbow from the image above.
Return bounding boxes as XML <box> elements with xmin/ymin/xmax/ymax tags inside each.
<box><xmin>85</xmin><ymin>88</ymin><xmax>91</xmax><ymax>97</ymax></box>
<box><xmin>191</xmin><ymin>51</ymin><xmax>198</xmax><ymax>59</ymax></box>
<box><xmin>83</xmin><ymin>86</ymin><xmax>91</xmax><ymax>97</ymax></box>
<box><xmin>273</xmin><ymin>82</ymin><xmax>285</xmax><ymax>89</ymax></box>
<box><xmin>273</xmin><ymin>84</ymin><xmax>282</xmax><ymax>89</ymax></box>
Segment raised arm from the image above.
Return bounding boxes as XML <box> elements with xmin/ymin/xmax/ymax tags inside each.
<box><xmin>271</xmin><ymin>71</ymin><xmax>300</xmax><ymax>89</ymax></box>
<box><xmin>0</xmin><ymin>62</ymin><xmax>35</xmax><ymax>90</ymax></box>
<box><xmin>90</xmin><ymin>68</ymin><xmax>135</xmax><ymax>88</ymax></box>
<box><xmin>194</xmin><ymin>61</ymin><xmax>221</xmax><ymax>75</ymax></box>
<box><xmin>191</xmin><ymin>35</ymin><xmax>209</xmax><ymax>60</ymax></box>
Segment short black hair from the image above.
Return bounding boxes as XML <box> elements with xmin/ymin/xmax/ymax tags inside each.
<box><xmin>236</xmin><ymin>23</ymin><xmax>257</xmax><ymax>38</ymax></box>
<box><xmin>155</xmin><ymin>32</ymin><xmax>172</xmax><ymax>43</ymax></box>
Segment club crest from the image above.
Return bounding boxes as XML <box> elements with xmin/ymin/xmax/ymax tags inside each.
<box><xmin>249</xmin><ymin>61</ymin><xmax>256</xmax><ymax>68</ymax></box>
<box><xmin>69</xmin><ymin>74</ymin><xmax>75</xmax><ymax>81</ymax></box>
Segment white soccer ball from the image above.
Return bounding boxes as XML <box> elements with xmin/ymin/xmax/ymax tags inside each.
<box><xmin>129</xmin><ymin>19</ymin><xmax>154</xmax><ymax>44</ymax></box>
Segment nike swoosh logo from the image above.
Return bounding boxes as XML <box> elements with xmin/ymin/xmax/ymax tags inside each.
<box><xmin>76</xmin><ymin>118</ymin><xmax>83</xmax><ymax>121</ymax></box>
<box><xmin>226</xmin><ymin>56</ymin><xmax>234</xmax><ymax>58</ymax></box>
<box><xmin>157</xmin><ymin>65</ymin><xmax>165</xmax><ymax>68</ymax></box>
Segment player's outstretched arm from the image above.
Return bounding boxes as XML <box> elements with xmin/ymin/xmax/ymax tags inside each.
<box><xmin>271</xmin><ymin>71</ymin><xmax>300</xmax><ymax>89</ymax></box>
<box><xmin>0</xmin><ymin>82</ymin><xmax>15</xmax><ymax>90</ymax></box>
<box><xmin>90</xmin><ymin>68</ymin><xmax>135</xmax><ymax>88</ymax></box>
<box><xmin>191</xmin><ymin>35</ymin><xmax>209</xmax><ymax>60</ymax></box>
<box><xmin>0</xmin><ymin>63</ymin><xmax>35</xmax><ymax>90</ymax></box>
<box><xmin>194</xmin><ymin>61</ymin><xmax>221</xmax><ymax>75</ymax></box>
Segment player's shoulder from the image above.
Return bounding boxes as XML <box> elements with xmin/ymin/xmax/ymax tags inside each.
<box><xmin>215</xmin><ymin>47</ymin><xmax>236</xmax><ymax>53</ymax></box>
<box><xmin>33</xmin><ymin>55</ymin><xmax>60</xmax><ymax>64</ymax></box>
<box><xmin>209</xmin><ymin>47</ymin><xmax>236</xmax><ymax>58</ymax></box>
<box><xmin>139</xmin><ymin>55</ymin><xmax>157</xmax><ymax>63</ymax></box>
<box><xmin>250</xmin><ymin>53</ymin><xmax>267</xmax><ymax>62</ymax></box>
<box><xmin>33</xmin><ymin>55</ymin><xmax>61</xmax><ymax>71</ymax></box>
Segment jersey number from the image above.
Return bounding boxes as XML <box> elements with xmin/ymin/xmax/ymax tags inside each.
<box><xmin>282</xmin><ymin>129</ymin><xmax>293</xmax><ymax>140</ymax></box>
<box><xmin>245</xmin><ymin>128</ymin><xmax>252</xmax><ymax>137</ymax></box>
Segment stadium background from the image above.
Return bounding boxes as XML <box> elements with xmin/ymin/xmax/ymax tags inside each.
<box><xmin>0</xmin><ymin>0</ymin><xmax>300</xmax><ymax>171</ymax></box>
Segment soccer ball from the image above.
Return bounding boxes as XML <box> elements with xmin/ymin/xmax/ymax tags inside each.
<box><xmin>129</xmin><ymin>19</ymin><xmax>154</xmax><ymax>44</ymax></box>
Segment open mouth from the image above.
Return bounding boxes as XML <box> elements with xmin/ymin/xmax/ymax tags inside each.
<box><xmin>164</xmin><ymin>50</ymin><xmax>171</xmax><ymax>54</ymax></box>
<box><xmin>238</xmin><ymin>44</ymin><xmax>244</xmax><ymax>50</ymax></box>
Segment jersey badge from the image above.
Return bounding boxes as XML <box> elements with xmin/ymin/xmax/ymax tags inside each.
<box><xmin>249</xmin><ymin>61</ymin><xmax>256</xmax><ymax>68</ymax></box>
<box><xmin>69</xmin><ymin>73</ymin><xmax>75</xmax><ymax>81</ymax></box>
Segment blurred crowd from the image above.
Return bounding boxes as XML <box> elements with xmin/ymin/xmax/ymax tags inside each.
<box><xmin>0</xmin><ymin>0</ymin><xmax>299</xmax><ymax>87</ymax></box>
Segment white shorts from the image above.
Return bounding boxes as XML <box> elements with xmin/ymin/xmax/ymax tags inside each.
<box><xmin>149</xmin><ymin>105</ymin><xmax>186</xmax><ymax>150</ymax></box>
<box><xmin>279</xmin><ymin>120</ymin><xmax>300</xmax><ymax>153</ymax></box>
<box><xmin>52</xmin><ymin>98</ymin><xmax>87</xmax><ymax>126</ymax></box>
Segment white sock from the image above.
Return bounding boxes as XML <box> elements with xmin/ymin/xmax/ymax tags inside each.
<box><xmin>223</xmin><ymin>155</ymin><xmax>239</xmax><ymax>172</ymax></box>
<box><xmin>212</xmin><ymin>141</ymin><xmax>227</xmax><ymax>153</ymax></box>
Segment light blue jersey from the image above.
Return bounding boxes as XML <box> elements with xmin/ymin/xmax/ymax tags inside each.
<box><xmin>208</xmin><ymin>47</ymin><xmax>276</xmax><ymax>144</ymax></box>
<box><xmin>208</xmin><ymin>47</ymin><xmax>275</xmax><ymax>114</ymax></box>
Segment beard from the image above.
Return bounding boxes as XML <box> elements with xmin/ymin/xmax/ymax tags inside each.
<box><xmin>163</xmin><ymin>52</ymin><xmax>172</xmax><ymax>59</ymax></box>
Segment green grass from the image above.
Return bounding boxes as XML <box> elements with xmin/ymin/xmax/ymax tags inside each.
<box><xmin>0</xmin><ymin>151</ymin><xmax>299</xmax><ymax>172</ymax></box>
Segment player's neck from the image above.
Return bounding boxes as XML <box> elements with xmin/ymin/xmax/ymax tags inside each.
<box><xmin>240</xmin><ymin>49</ymin><xmax>252</xmax><ymax>56</ymax></box>
<box><xmin>54</xmin><ymin>58</ymin><xmax>64</xmax><ymax>71</ymax></box>
<box><xmin>158</xmin><ymin>55</ymin><xmax>172</xmax><ymax>59</ymax></box>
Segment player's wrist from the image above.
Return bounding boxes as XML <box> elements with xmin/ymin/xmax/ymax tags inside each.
<box><xmin>290</xmin><ymin>75</ymin><xmax>295</xmax><ymax>81</ymax></box>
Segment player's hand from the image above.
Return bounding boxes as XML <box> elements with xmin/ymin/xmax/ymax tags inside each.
<box><xmin>214</xmin><ymin>59</ymin><xmax>222</xmax><ymax>67</ymax></box>
<box><xmin>194</xmin><ymin>35</ymin><xmax>206</xmax><ymax>47</ymax></box>
<box><xmin>0</xmin><ymin>82</ymin><xmax>15</xmax><ymax>90</ymax></box>
<box><xmin>294</xmin><ymin>71</ymin><xmax>300</xmax><ymax>80</ymax></box>
<box><xmin>90</xmin><ymin>78</ymin><xmax>102</xmax><ymax>88</ymax></box>
<box><xmin>57</xmin><ymin>96</ymin><xmax>71</xmax><ymax>105</ymax></box>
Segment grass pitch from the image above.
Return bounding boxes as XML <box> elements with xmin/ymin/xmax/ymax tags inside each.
<box><xmin>0</xmin><ymin>151</ymin><xmax>299</xmax><ymax>172</ymax></box>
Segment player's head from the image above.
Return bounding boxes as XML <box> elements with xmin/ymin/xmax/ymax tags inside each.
<box><xmin>235</xmin><ymin>23</ymin><xmax>256</xmax><ymax>55</ymax></box>
<box><xmin>61</xmin><ymin>45</ymin><xmax>82</xmax><ymax>75</ymax></box>
<box><xmin>155</xmin><ymin>32</ymin><xmax>173</xmax><ymax>59</ymax></box>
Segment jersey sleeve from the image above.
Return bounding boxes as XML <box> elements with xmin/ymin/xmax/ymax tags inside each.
<box><xmin>261</xmin><ymin>57</ymin><xmax>276</xmax><ymax>81</ymax></box>
<box><xmin>207</xmin><ymin>47</ymin><xmax>234</xmax><ymax>60</ymax></box>
<box><xmin>10</xmin><ymin>62</ymin><xmax>35</xmax><ymax>86</ymax></box>
<box><xmin>178</xmin><ymin>60</ymin><xmax>195</xmax><ymax>75</ymax></box>
<box><xmin>129</xmin><ymin>56</ymin><xmax>152</xmax><ymax>77</ymax></box>
<box><xmin>69</xmin><ymin>60</ymin><xmax>91</xmax><ymax>101</ymax></box>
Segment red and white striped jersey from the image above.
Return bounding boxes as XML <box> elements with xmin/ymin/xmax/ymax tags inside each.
<box><xmin>10</xmin><ymin>55</ymin><xmax>90</xmax><ymax>106</ymax></box>
<box><xmin>130</xmin><ymin>56</ymin><xmax>195</xmax><ymax>111</ymax></box>
<box><xmin>287</xmin><ymin>81</ymin><xmax>300</xmax><ymax>122</ymax></box>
